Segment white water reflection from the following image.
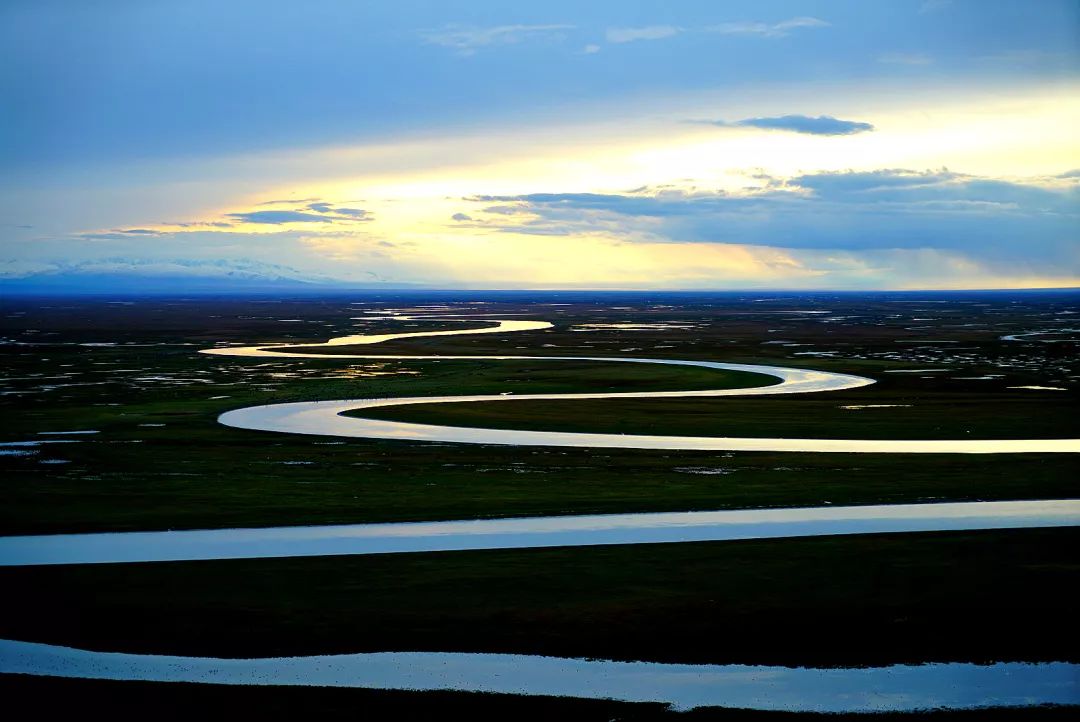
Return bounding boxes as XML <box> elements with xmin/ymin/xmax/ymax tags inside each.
<box><xmin>201</xmin><ymin>317</ymin><xmax>554</xmax><ymax>358</ymax></box>
<box><xmin>199</xmin><ymin>317</ymin><xmax>1080</xmax><ymax>454</ymax></box>
<box><xmin>0</xmin><ymin>639</ymin><xmax>1075</xmax><ymax>713</ymax></box>
<box><xmin>218</xmin><ymin>356</ymin><xmax>946</xmax><ymax>453</ymax></box>
<box><xmin>2</xmin><ymin>500</ymin><xmax>1076</xmax><ymax>567</ymax></box>
<box><xmin>218</xmin><ymin>382</ymin><xmax>1080</xmax><ymax>453</ymax></box>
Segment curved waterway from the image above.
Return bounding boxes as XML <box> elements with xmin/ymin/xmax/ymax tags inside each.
<box><xmin>202</xmin><ymin>316</ymin><xmax>555</xmax><ymax>357</ymax></box>
<box><xmin>2</xmin><ymin>500</ymin><xmax>1077</xmax><ymax>567</ymax></box>
<box><xmin>4</xmin><ymin>315</ymin><xmax>1077</xmax><ymax>708</ymax></box>
<box><xmin>204</xmin><ymin>315</ymin><xmax>1080</xmax><ymax>454</ymax></box>
<box><xmin>1</xmin><ymin>638</ymin><xmax>1076</xmax><ymax>713</ymax></box>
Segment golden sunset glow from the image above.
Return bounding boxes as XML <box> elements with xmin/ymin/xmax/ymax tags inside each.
<box><xmin>4</xmin><ymin>3</ymin><xmax>1077</xmax><ymax>291</ymax></box>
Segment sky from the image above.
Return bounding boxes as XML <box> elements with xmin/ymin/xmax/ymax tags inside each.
<box><xmin>1</xmin><ymin>0</ymin><xmax>1078</xmax><ymax>291</ymax></box>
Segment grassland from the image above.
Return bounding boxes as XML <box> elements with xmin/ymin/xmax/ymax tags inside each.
<box><xmin>1</xmin><ymin>529</ymin><xmax>1075</xmax><ymax>667</ymax></box>
<box><xmin>2</xmin><ymin>295</ymin><xmax>1076</xmax><ymax>535</ymax></box>
<box><xmin>354</xmin><ymin>385</ymin><xmax>1080</xmax><ymax>439</ymax></box>
<box><xmin>1</xmin><ymin>293</ymin><xmax>1076</xmax><ymax>716</ymax></box>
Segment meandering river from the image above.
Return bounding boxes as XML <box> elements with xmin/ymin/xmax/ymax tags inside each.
<box><xmin>3</xmin><ymin>314</ymin><xmax>1078</xmax><ymax>709</ymax></box>
<box><xmin>202</xmin><ymin>316</ymin><xmax>1080</xmax><ymax>453</ymax></box>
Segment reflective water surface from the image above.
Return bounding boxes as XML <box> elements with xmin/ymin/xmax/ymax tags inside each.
<box><xmin>4</xmin><ymin>316</ymin><xmax>1078</xmax><ymax>710</ymax></box>
<box><xmin>2</xmin><ymin>500</ymin><xmax>1077</xmax><ymax>566</ymax></box>
<box><xmin>202</xmin><ymin>317</ymin><xmax>1080</xmax><ymax>454</ymax></box>
<box><xmin>201</xmin><ymin>317</ymin><xmax>554</xmax><ymax>357</ymax></box>
<box><xmin>1</xmin><ymin>639</ymin><xmax>1075</xmax><ymax>713</ymax></box>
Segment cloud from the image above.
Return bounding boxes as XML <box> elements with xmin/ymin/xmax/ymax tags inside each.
<box><xmin>605</xmin><ymin>26</ymin><xmax>680</xmax><ymax>44</ymax></box>
<box><xmin>223</xmin><ymin>202</ymin><xmax>373</xmax><ymax>226</ymax></box>
<box><xmin>14</xmin><ymin>170</ymin><xmax>1077</xmax><ymax>291</ymax></box>
<box><xmin>72</xmin><ymin>199</ymin><xmax>377</xmax><ymax>241</ymax></box>
<box><xmin>878</xmin><ymin>52</ymin><xmax>933</xmax><ymax>66</ymax></box>
<box><xmin>226</xmin><ymin>210</ymin><xmax>332</xmax><ymax>225</ymax></box>
<box><xmin>461</xmin><ymin>170</ymin><xmax>1080</xmax><ymax>263</ymax></box>
<box><xmin>789</xmin><ymin>169</ymin><xmax>1077</xmax><ymax>209</ymax></box>
<box><xmin>330</xmin><ymin>207</ymin><xmax>372</xmax><ymax>219</ymax></box>
<box><xmin>422</xmin><ymin>16</ymin><xmax>829</xmax><ymax>57</ymax></box>
<box><xmin>601</xmin><ymin>17</ymin><xmax>827</xmax><ymax>47</ymax></box>
<box><xmin>78</xmin><ymin>228</ymin><xmax>166</xmax><ymax>241</ymax></box>
<box><xmin>0</xmin><ymin>257</ymin><xmax>328</xmax><ymax>282</ymax></box>
<box><xmin>420</xmin><ymin>24</ymin><xmax>574</xmax><ymax>55</ymax></box>
<box><xmin>699</xmin><ymin>114</ymin><xmax>875</xmax><ymax>136</ymax></box>
<box><xmin>257</xmin><ymin>197</ymin><xmax>320</xmax><ymax>206</ymax></box>
<box><xmin>167</xmin><ymin>220</ymin><xmax>233</xmax><ymax>228</ymax></box>
<box><xmin>706</xmin><ymin>17</ymin><xmax>829</xmax><ymax>38</ymax></box>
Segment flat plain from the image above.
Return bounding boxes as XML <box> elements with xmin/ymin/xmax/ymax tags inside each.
<box><xmin>1</xmin><ymin>290</ymin><xmax>1077</xmax><ymax>718</ymax></box>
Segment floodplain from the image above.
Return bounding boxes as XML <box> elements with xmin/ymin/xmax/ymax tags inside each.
<box><xmin>1</xmin><ymin>290</ymin><xmax>1077</xmax><ymax>718</ymax></box>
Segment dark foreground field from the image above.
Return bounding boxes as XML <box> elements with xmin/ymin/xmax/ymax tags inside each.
<box><xmin>2</xmin><ymin>529</ymin><xmax>1076</xmax><ymax>666</ymax></box>
<box><xmin>1</xmin><ymin>291</ymin><xmax>1077</xmax><ymax>716</ymax></box>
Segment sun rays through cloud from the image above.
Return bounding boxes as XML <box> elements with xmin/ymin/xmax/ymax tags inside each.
<box><xmin>2</xmin><ymin>1</ymin><xmax>1078</xmax><ymax>291</ymax></box>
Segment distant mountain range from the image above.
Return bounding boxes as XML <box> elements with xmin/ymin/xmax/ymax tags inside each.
<box><xmin>0</xmin><ymin>259</ymin><xmax>419</xmax><ymax>294</ymax></box>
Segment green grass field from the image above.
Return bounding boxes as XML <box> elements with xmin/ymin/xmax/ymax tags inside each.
<box><xmin>3</xmin><ymin>340</ymin><xmax>1075</xmax><ymax>535</ymax></box>
<box><xmin>2</xmin><ymin>296</ymin><xmax>1077</xmax><ymax>716</ymax></box>
<box><xmin>2</xmin><ymin>529</ymin><xmax>1075</xmax><ymax>666</ymax></box>
<box><xmin>356</xmin><ymin>386</ymin><xmax>1080</xmax><ymax>439</ymax></box>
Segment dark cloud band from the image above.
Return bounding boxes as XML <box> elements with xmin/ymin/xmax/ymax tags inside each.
<box><xmin>696</xmin><ymin>114</ymin><xmax>875</xmax><ymax>136</ymax></box>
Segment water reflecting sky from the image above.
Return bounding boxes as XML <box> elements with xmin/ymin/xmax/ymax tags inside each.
<box><xmin>2</xmin><ymin>500</ymin><xmax>1076</xmax><ymax>567</ymax></box>
<box><xmin>1</xmin><ymin>639</ymin><xmax>1076</xmax><ymax>713</ymax></box>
